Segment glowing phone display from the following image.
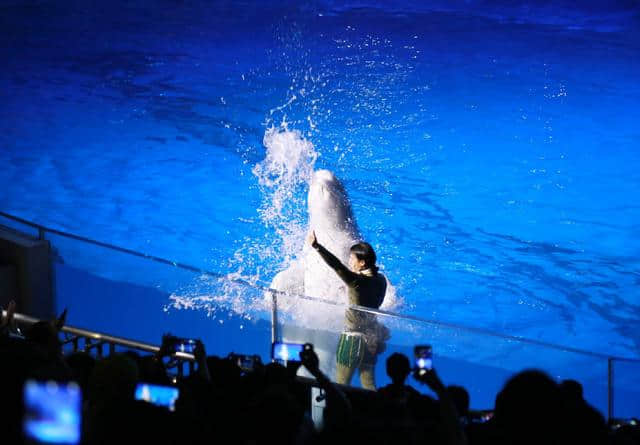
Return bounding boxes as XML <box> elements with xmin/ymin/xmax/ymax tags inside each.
<box><xmin>134</xmin><ymin>383</ymin><xmax>180</xmax><ymax>412</ymax></box>
<box><xmin>272</xmin><ymin>342</ymin><xmax>304</xmax><ymax>362</ymax></box>
<box><xmin>23</xmin><ymin>380</ymin><xmax>82</xmax><ymax>444</ymax></box>
<box><xmin>414</xmin><ymin>345</ymin><xmax>433</xmax><ymax>371</ymax></box>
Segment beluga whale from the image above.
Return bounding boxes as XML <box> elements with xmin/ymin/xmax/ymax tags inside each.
<box><xmin>269</xmin><ymin>168</ymin><xmax>398</xmax><ymax>344</ymax></box>
<box><xmin>267</xmin><ymin>168</ymin><xmax>398</xmax><ymax>382</ymax></box>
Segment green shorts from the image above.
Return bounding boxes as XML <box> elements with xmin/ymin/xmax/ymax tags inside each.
<box><xmin>336</xmin><ymin>332</ymin><xmax>377</xmax><ymax>368</ymax></box>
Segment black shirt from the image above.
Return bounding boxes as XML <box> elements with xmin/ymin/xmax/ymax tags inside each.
<box><xmin>314</xmin><ymin>243</ymin><xmax>387</xmax><ymax>332</ymax></box>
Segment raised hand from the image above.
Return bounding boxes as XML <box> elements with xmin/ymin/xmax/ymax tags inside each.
<box><xmin>300</xmin><ymin>343</ymin><xmax>320</xmax><ymax>376</ymax></box>
<box><xmin>414</xmin><ymin>367</ymin><xmax>446</xmax><ymax>394</ymax></box>
<box><xmin>54</xmin><ymin>308</ymin><xmax>68</xmax><ymax>331</ymax></box>
<box><xmin>193</xmin><ymin>339</ymin><xmax>206</xmax><ymax>362</ymax></box>
<box><xmin>1</xmin><ymin>300</ymin><xmax>16</xmax><ymax>326</ymax></box>
<box><xmin>306</xmin><ymin>230</ymin><xmax>318</xmax><ymax>248</ymax></box>
<box><xmin>157</xmin><ymin>333</ymin><xmax>177</xmax><ymax>359</ymax></box>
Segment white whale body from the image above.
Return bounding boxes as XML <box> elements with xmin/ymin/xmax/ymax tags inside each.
<box><xmin>269</xmin><ymin>169</ymin><xmax>398</xmax><ymax>381</ymax></box>
<box><xmin>271</xmin><ymin>169</ymin><xmax>397</xmax><ymax>317</ymax></box>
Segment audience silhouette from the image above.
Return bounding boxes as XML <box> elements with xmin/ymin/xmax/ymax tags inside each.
<box><xmin>1</xmin><ymin>301</ymin><xmax>635</xmax><ymax>445</ymax></box>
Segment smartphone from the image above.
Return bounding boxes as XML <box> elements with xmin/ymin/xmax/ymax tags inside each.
<box><xmin>272</xmin><ymin>342</ymin><xmax>304</xmax><ymax>362</ymax></box>
<box><xmin>414</xmin><ymin>345</ymin><xmax>433</xmax><ymax>371</ymax></box>
<box><xmin>310</xmin><ymin>386</ymin><xmax>326</xmax><ymax>431</ymax></box>
<box><xmin>173</xmin><ymin>338</ymin><xmax>197</xmax><ymax>354</ymax></box>
<box><xmin>23</xmin><ymin>380</ymin><xmax>82</xmax><ymax>445</ymax></box>
<box><xmin>235</xmin><ymin>354</ymin><xmax>261</xmax><ymax>372</ymax></box>
<box><xmin>134</xmin><ymin>383</ymin><xmax>180</xmax><ymax>412</ymax></box>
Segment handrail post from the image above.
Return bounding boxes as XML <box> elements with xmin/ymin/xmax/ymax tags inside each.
<box><xmin>608</xmin><ymin>358</ymin><xmax>614</xmax><ymax>422</ymax></box>
<box><xmin>270</xmin><ymin>291</ymin><xmax>277</xmax><ymax>347</ymax></box>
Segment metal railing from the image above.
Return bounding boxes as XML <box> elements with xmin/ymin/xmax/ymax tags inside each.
<box><xmin>2</xmin><ymin>309</ymin><xmax>196</xmax><ymax>377</ymax></box>
<box><xmin>1</xmin><ymin>210</ymin><xmax>639</xmax><ymax>418</ymax></box>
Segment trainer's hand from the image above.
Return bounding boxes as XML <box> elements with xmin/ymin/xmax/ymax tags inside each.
<box><xmin>306</xmin><ymin>230</ymin><xmax>318</xmax><ymax>248</ymax></box>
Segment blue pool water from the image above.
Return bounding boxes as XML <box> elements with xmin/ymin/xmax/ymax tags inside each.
<box><xmin>1</xmin><ymin>0</ymin><xmax>639</xmax><ymax>403</ymax></box>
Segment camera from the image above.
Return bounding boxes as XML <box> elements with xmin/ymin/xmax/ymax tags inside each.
<box><xmin>230</xmin><ymin>354</ymin><xmax>262</xmax><ymax>372</ymax></box>
<box><xmin>272</xmin><ymin>341</ymin><xmax>305</xmax><ymax>362</ymax></box>
<box><xmin>414</xmin><ymin>345</ymin><xmax>433</xmax><ymax>373</ymax></box>
<box><xmin>23</xmin><ymin>380</ymin><xmax>82</xmax><ymax>445</ymax></box>
<box><xmin>172</xmin><ymin>338</ymin><xmax>198</xmax><ymax>354</ymax></box>
<box><xmin>134</xmin><ymin>383</ymin><xmax>180</xmax><ymax>412</ymax></box>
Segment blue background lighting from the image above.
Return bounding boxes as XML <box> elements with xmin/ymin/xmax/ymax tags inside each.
<box><xmin>2</xmin><ymin>0</ymin><xmax>639</xmax><ymax>414</ymax></box>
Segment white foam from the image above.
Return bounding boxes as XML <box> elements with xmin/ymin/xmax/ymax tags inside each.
<box><xmin>167</xmin><ymin>124</ymin><xmax>319</xmax><ymax>318</ymax></box>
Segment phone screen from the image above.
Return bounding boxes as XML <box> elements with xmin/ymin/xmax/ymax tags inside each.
<box><xmin>173</xmin><ymin>339</ymin><xmax>197</xmax><ymax>354</ymax></box>
<box><xmin>237</xmin><ymin>355</ymin><xmax>258</xmax><ymax>371</ymax></box>
<box><xmin>272</xmin><ymin>342</ymin><xmax>304</xmax><ymax>362</ymax></box>
<box><xmin>23</xmin><ymin>380</ymin><xmax>82</xmax><ymax>445</ymax></box>
<box><xmin>134</xmin><ymin>383</ymin><xmax>180</xmax><ymax>412</ymax></box>
<box><xmin>414</xmin><ymin>345</ymin><xmax>433</xmax><ymax>370</ymax></box>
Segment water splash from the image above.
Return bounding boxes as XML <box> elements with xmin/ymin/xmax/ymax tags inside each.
<box><xmin>167</xmin><ymin>273</ymin><xmax>269</xmax><ymax>322</ymax></box>
<box><xmin>166</xmin><ymin>124</ymin><xmax>319</xmax><ymax>320</ymax></box>
<box><xmin>166</xmin><ymin>119</ymin><xmax>406</xmax><ymax>337</ymax></box>
<box><xmin>252</xmin><ymin>124</ymin><xmax>319</xmax><ymax>266</ymax></box>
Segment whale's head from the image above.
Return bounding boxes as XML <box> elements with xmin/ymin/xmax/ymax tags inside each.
<box><xmin>308</xmin><ymin>170</ymin><xmax>357</xmax><ymax>232</ymax></box>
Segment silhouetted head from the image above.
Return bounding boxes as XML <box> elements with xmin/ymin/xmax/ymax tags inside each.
<box><xmin>206</xmin><ymin>355</ymin><xmax>241</xmax><ymax>387</ymax></box>
<box><xmin>494</xmin><ymin>369</ymin><xmax>562</xmax><ymax>443</ymax></box>
<box><xmin>25</xmin><ymin>321</ymin><xmax>61</xmax><ymax>359</ymax></box>
<box><xmin>138</xmin><ymin>355</ymin><xmax>170</xmax><ymax>385</ymax></box>
<box><xmin>264</xmin><ymin>362</ymin><xmax>288</xmax><ymax>387</ymax></box>
<box><xmin>447</xmin><ymin>385</ymin><xmax>470</xmax><ymax>417</ymax></box>
<box><xmin>349</xmin><ymin>242</ymin><xmax>378</xmax><ymax>273</ymax></box>
<box><xmin>386</xmin><ymin>352</ymin><xmax>411</xmax><ymax>385</ymax></box>
<box><xmin>66</xmin><ymin>352</ymin><xmax>96</xmax><ymax>394</ymax></box>
<box><xmin>560</xmin><ymin>379</ymin><xmax>583</xmax><ymax>402</ymax></box>
<box><xmin>89</xmin><ymin>354</ymin><xmax>139</xmax><ymax>407</ymax></box>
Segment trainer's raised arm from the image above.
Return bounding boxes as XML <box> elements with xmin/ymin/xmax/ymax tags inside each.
<box><xmin>306</xmin><ymin>231</ymin><xmax>356</xmax><ymax>284</ymax></box>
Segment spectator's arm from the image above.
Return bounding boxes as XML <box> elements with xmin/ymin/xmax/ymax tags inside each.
<box><xmin>153</xmin><ymin>333</ymin><xmax>175</xmax><ymax>375</ymax></box>
<box><xmin>415</xmin><ymin>368</ymin><xmax>467</xmax><ymax>445</ymax></box>
<box><xmin>193</xmin><ymin>340</ymin><xmax>211</xmax><ymax>382</ymax></box>
<box><xmin>0</xmin><ymin>300</ymin><xmax>17</xmax><ymax>336</ymax></box>
<box><xmin>156</xmin><ymin>334</ymin><xmax>173</xmax><ymax>359</ymax></box>
<box><xmin>301</xmin><ymin>344</ymin><xmax>352</xmax><ymax>423</ymax></box>
<box><xmin>54</xmin><ymin>308</ymin><xmax>67</xmax><ymax>331</ymax></box>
